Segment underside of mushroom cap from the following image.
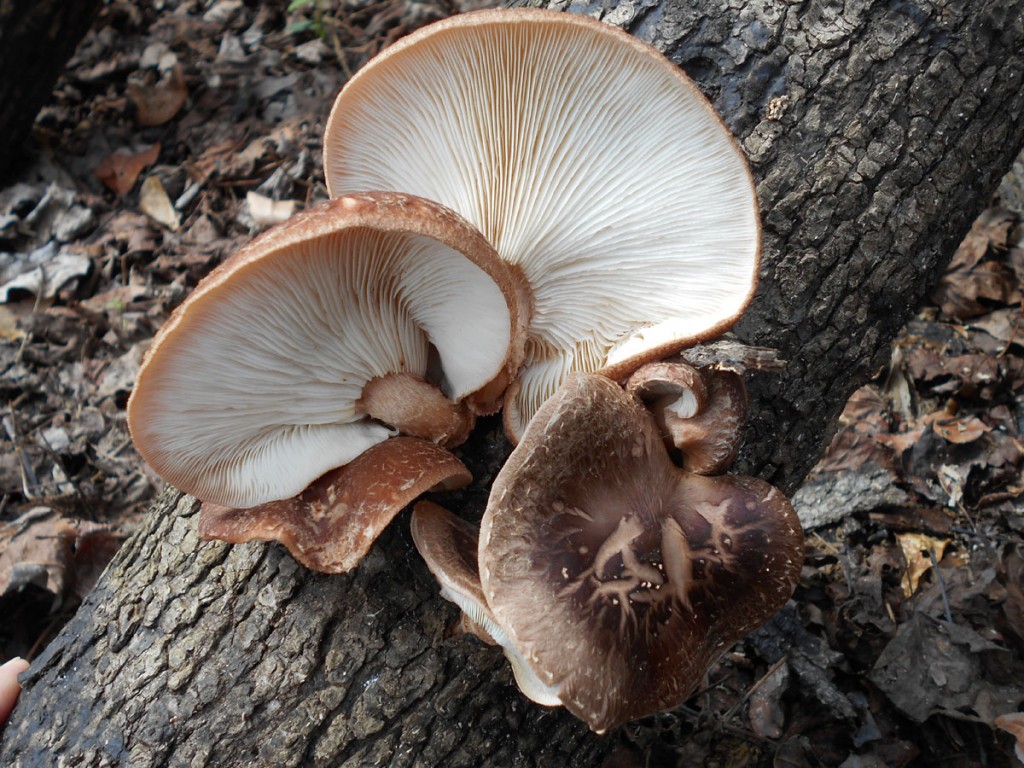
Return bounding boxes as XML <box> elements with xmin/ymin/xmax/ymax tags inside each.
<box><xmin>129</xmin><ymin>193</ymin><xmax>518</xmax><ymax>507</ymax></box>
<box><xmin>479</xmin><ymin>373</ymin><xmax>802</xmax><ymax>733</ymax></box>
<box><xmin>323</xmin><ymin>9</ymin><xmax>761</xmax><ymax>440</ymax></box>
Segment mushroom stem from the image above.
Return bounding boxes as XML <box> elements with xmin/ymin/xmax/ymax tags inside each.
<box><xmin>357</xmin><ymin>372</ymin><xmax>474</xmax><ymax>446</ymax></box>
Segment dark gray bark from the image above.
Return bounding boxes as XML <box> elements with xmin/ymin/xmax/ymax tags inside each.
<box><xmin>0</xmin><ymin>0</ymin><xmax>102</xmax><ymax>180</ymax></box>
<box><xmin>3</xmin><ymin>0</ymin><xmax>1024</xmax><ymax>765</ymax></box>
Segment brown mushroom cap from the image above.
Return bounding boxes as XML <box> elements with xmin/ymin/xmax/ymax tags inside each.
<box><xmin>323</xmin><ymin>9</ymin><xmax>760</xmax><ymax>441</ymax></box>
<box><xmin>128</xmin><ymin>192</ymin><xmax>521</xmax><ymax>508</ymax></box>
<box><xmin>479</xmin><ymin>373</ymin><xmax>802</xmax><ymax>732</ymax></box>
<box><xmin>200</xmin><ymin>437</ymin><xmax>471</xmax><ymax>573</ymax></box>
<box><xmin>627</xmin><ymin>362</ymin><xmax>749</xmax><ymax>474</ymax></box>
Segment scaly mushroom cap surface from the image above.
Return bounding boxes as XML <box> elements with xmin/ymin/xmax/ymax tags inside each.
<box><xmin>323</xmin><ymin>9</ymin><xmax>761</xmax><ymax>440</ymax></box>
<box><xmin>129</xmin><ymin>192</ymin><xmax>518</xmax><ymax>507</ymax></box>
<box><xmin>479</xmin><ymin>373</ymin><xmax>802</xmax><ymax>733</ymax></box>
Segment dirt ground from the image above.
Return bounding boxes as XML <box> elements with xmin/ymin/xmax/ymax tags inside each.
<box><xmin>0</xmin><ymin>1</ymin><xmax>1022</xmax><ymax>765</ymax></box>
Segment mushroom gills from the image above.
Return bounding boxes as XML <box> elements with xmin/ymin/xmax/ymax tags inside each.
<box><xmin>323</xmin><ymin>9</ymin><xmax>761</xmax><ymax>441</ymax></box>
<box><xmin>128</xmin><ymin>193</ymin><xmax>518</xmax><ymax>513</ymax></box>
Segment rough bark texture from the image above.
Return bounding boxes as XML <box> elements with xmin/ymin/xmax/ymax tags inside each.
<box><xmin>3</xmin><ymin>0</ymin><xmax>1024</xmax><ymax>765</ymax></box>
<box><xmin>0</xmin><ymin>0</ymin><xmax>102</xmax><ymax>180</ymax></box>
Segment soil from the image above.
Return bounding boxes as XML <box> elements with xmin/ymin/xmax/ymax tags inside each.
<box><xmin>0</xmin><ymin>1</ymin><xmax>1022</xmax><ymax>765</ymax></box>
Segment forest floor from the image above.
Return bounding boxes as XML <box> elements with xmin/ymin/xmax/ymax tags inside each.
<box><xmin>0</xmin><ymin>1</ymin><xmax>1022</xmax><ymax>766</ymax></box>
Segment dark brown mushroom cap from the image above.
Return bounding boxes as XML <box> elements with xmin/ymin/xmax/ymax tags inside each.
<box><xmin>199</xmin><ymin>437</ymin><xmax>471</xmax><ymax>573</ymax></box>
<box><xmin>627</xmin><ymin>362</ymin><xmax>749</xmax><ymax>474</ymax></box>
<box><xmin>479</xmin><ymin>373</ymin><xmax>802</xmax><ymax>732</ymax></box>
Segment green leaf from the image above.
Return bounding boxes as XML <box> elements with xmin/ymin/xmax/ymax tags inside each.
<box><xmin>286</xmin><ymin>18</ymin><xmax>316</xmax><ymax>34</ymax></box>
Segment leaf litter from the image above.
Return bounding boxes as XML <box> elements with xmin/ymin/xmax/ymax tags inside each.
<box><xmin>0</xmin><ymin>1</ymin><xmax>1022</xmax><ymax>765</ymax></box>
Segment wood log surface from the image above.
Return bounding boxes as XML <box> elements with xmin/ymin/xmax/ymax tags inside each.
<box><xmin>0</xmin><ymin>0</ymin><xmax>102</xmax><ymax>180</ymax></box>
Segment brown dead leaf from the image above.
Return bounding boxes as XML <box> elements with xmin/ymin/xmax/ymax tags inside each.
<box><xmin>870</xmin><ymin>613</ymin><xmax>1024</xmax><ymax>724</ymax></box>
<box><xmin>994</xmin><ymin>712</ymin><xmax>1024</xmax><ymax>762</ymax></box>
<box><xmin>0</xmin><ymin>507</ymin><xmax>120</xmax><ymax>600</ymax></box>
<box><xmin>931</xmin><ymin>207</ymin><xmax>1021</xmax><ymax>319</ymax></box>
<box><xmin>898</xmin><ymin>533</ymin><xmax>949</xmax><ymax>597</ymax></box>
<box><xmin>874</xmin><ymin>426</ymin><xmax>925</xmax><ymax>457</ymax></box>
<box><xmin>138</xmin><ymin>176</ymin><xmax>180</xmax><ymax>230</ymax></box>
<box><xmin>969</xmin><ymin>306</ymin><xmax>1023</xmax><ymax>350</ymax></box>
<box><xmin>945</xmin><ymin>207</ymin><xmax>1016</xmax><ymax>273</ymax></box>
<box><xmin>928</xmin><ymin>413</ymin><xmax>992</xmax><ymax>444</ymax></box>
<box><xmin>933</xmin><ymin>263</ymin><xmax>1021</xmax><ymax>320</ymax></box>
<box><xmin>95</xmin><ymin>144</ymin><xmax>161</xmax><ymax>195</ymax></box>
<box><xmin>128</xmin><ymin>64</ymin><xmax>188</xmax><ymax>126</ymax></box>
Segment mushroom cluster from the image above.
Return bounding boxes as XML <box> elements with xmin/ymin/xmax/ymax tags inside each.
<box><xmin>127</xmin><ymin>7</ymin><xmax>803</xmax><ymax>731</ymax></box>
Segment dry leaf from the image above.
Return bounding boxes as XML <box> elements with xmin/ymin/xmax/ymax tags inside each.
<box><xmin>871</xmin><ymin>613</ymin><xmax>1024</xmax><ymax>724</ymax></box>
<box><xmin>994</xmin><ymin>711</ymin><xmax>1024</xmax><ymax>762</ymax></box>
<box><xmin>898</xmin><ymin>532</ymin><xmax>949</xmax><ymax>597</ymax></box>
<box><xmin>747</xmin><ymin>661</ymin><xmax>790</xmax><ymax>739</ymax></box>
<box><xmin>246</xmin><ymin>191</ymin><xmax>297</xmax><ymax>226</ymax></box>
<box><xmin>128</xmin><ymin>64</ymin><xmax>188</xmax><ymax>126</ymax></box>
<box><xmin>929</xmin><ymin>413</ymin><xmax>992</xmax><ymax>444</ymax></box>
<box><xmin>95</xmin><ymin>144</ymin><xmax>161</xmax><ymax>195</ymax></box>
<box><xmin>0</xmin><ymin>508</ymin><xmax>118</xmax><ymax>600</ymax></box>
<box><xmin>138</xmin><ymin>176</ymin><xmax>180</xmax><ymax>230</ymax></box>
<box><xmin>0</xmin><ymin>305</ymin><xmax>24</xmax><ymax>341</ymax></box>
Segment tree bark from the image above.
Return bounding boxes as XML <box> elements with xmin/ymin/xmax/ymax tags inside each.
<box><xmin>3</xmin><ymin>0</ymin><xmax>1023</xmax><ymax>765</ymax></box>
<box><xmin>0</xmin><ymin>0</ymin><xmax>102</xmax><ymax>180</ymax></box>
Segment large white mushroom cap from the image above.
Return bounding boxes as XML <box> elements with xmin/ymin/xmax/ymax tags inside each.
<box><xmin>323</xmin><ymin>8</ymin><xmax>761</xmax><ymax>439</ymax></box>
<box><xmin>128</xmin><ymin>193</ymin><xmax>518</xmax><ymax>508</ymax></box>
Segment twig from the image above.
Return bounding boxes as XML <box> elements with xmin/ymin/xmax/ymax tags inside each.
<box><xmin>927</xmin><ymin>545</ymin><xmax>954</xmax><ymax>624</ymax></box>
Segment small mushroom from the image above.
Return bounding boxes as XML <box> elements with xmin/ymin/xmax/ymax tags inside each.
<box><xmin>627</xmin><ymin>361</ymin><xmax>749</xmax><ymax>474</ymax></box>
<box><xmin>476</xmin><ymin>372</ymin><xmax>802</xmax><ymax>733</ymax></box>
<box><xmin>129</xmin><ymin>192</ymin><xmax>520</xmax><ymax>509</ymax></box>
<box><xmin>410</xmin><ymin>500</ymin><xmax>561</xmax><ymax>705</ymax></box>
<box><xmin>323</xmin><ymin>9</ymin><xmax>761</xmax><ymax>441</ymax></box>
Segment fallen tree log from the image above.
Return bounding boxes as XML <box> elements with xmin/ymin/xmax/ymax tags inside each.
<box><xmin>0</xmin><ymin>0</ymin><xmax>102</xmax><ymax>180</ymax></box>
<box><xmin>2</xmin><ymin>0</ymin><xmax>1023</xmax><ymax>765</ymax></box>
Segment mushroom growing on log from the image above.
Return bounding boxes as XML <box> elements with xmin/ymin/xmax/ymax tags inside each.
<box><xmin>128</xmin><ymin>192</ymin><xmax>522</xmax><ymax>571</ymax></box>
<box><xmin>3</xmin><ymin>1</ymin><xmax>1023</xmax><ymax>764</ymax></box>
<box><xmin>626</xmin><ymin>361</ymin><xmax>750</xmax><ymax>474</ymax></box>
